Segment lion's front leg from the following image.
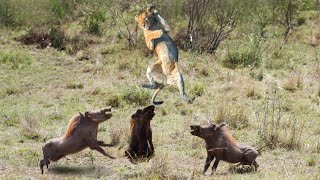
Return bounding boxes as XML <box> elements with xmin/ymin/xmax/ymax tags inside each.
<box><xmin>145</xmin><ymin>30</ymin><xmax>163</xmax><ymax>51</ymax></box>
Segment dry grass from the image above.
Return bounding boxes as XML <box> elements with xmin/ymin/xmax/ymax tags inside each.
<box><xmin>0</xmin><ymin>6</ymin><xmax>320</xmax><ymax>179</ymax></box>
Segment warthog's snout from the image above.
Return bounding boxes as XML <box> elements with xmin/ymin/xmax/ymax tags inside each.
<box><xmin>190</xmin><ymin>125</ymin><xmax>200</xmax><ymax>136</ymax></box>
<box><xmin>102</xmin><ymin>106</ymin><xmax>112</xmax><ymax>113</ymax></box>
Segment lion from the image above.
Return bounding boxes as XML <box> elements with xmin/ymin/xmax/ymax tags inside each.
<box><xmin>135</xmin><ymin>5</ymin><xmax>195</xmax><ymax>105</ymax></box>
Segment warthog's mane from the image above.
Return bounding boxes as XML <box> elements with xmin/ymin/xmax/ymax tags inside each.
<box><xmin>64</xmin><ymin>114</ymin><xmax>81</xmax><ymax>138</ymax></box>
<box><xmin>220</xmin><ymin>126</ymin><xmax>237</xmax><ymax>145</ymax></box>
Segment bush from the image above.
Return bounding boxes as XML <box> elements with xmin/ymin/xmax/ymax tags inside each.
<box><xmin>49</xmin><ymin>0</ymin><xmax>72</xmax><ymax>23</ymax></box>
<box><xmin>215</xmin><ymin>103</ymin><xmax>249</xmax><ymax>129</ymax></box>
<box><xmin>0</xmin><ymin>1</ymin><xmax>16</xmax><ymax>27</ymax></box>
<box><xmin>255</xmin><ymin>91</ymin><xmax>305</xmax><ymax>150</ymax></box>
<box><xmin>0</xmin><ymin>50</ymin><xmax>32</xmax><ymax>69</ymax></box>
<box><xmin>19</xmin><ymin>27</ymin><xmax>66</xmax><ymax>50</ymax></box>
<box><xmin>222</xmin><ymin>37</ymin><xmax>262</xmax><ymax>69</ymax></box>
<box><xmin>190</xmin><ymin>83</ymin><xmax>205</xmax><ymax>97</ymax></box>
<box><xmin>86</xmin><ymin>10</ymin><xmax>106</xmax><ymax>35</ymax></box>
<box><xmin>121</xmin><ymin>87</ymin><xmax>150</xmax><ymax>106</ymax></box>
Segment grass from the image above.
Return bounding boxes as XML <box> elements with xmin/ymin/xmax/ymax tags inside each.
<box><xmin>0</xmin><ymin>2</ymin><xmax>320</xmax><ymax>179</ymax></box>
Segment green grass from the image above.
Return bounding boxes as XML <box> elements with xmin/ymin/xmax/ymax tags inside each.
<box><xmin>0</xmin><ymin>3</ymin><xmax>320</xmax><ymax>179</ymax></box>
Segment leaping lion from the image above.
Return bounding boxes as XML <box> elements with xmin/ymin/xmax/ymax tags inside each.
<box><xmin>135</xmin><ymin>5</ymin><xmax>195</xmax><ymax>105</ymax></box>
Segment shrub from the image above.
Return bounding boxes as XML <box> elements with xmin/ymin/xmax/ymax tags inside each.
<box><xmin>222</xmin><ymin>37</ymin><xmax>262</xmax><ymax>69</ymax></box>
<box><xmin>49</xmin><ymin>0</ymin><xmax>73</xmax><ymax>23</ymax></box>
<box><xmin>0</xmin><ymin>1</ymin><xmax>16</xmax><ymax>27</ymax></box>
<box><xmin>190</xmin><ymin>83</ymin><xmax>205</xmax><ymax>97</ymax></box>
<box><xmin>0</xmin><ymin>50</ymin><xmax>32</xmax><ymax>69</ymax></box>
<box><xmin>223</xmin><ymin>49</ymin><xmax>261</xmax><ymax>69</ymax></box>
<box><xmin>20</xmin><ymin>114</ymin><xmax>41</xmax><ymax>140</ymax></box>
<box><xmin>19</xmin><ymin>27</ymin><xmax>66</xmax><ymax>50</ymax></box>
<box><xmin>255</xmin><ymin>91</ymin><xmax>305</xmax><ymax>150</ymax></box>
<box><xmin>88</xmin><ymin>10</ymin><xmax>106</xmax><ymax>35</ymax></box>
<box><xmin>282</xmin><ymin>73</ymin><xmax>304</xmax><ymax>92</ymax></box>
<box><xmin>121</xmin><ymin>87</ymin><xmax>150</xmax><ymax>106</ymax></box>
<box><xmin>306</xmin><ymin>156</ymin><xmax>316</xmax><ymax>166</ymax></box>
<box><xmin>215</xmin><ymin>103</ymin><xmax>249</xmax><ymax>129</ymax></box>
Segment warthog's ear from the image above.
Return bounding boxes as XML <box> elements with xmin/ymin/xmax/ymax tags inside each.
<box><xmin>85</xmin><ymin>111</ymin><xmax>89</xmax><ymax>118</ymax></box>
<box><xmin>79</xmin><ymin>112</ymin><xmax>85</xmax><ymax>118</ymax></box>
<box><xmin>216</xmin><ymin>123</ymin><xmax>226</xmax><ymax>131</ymax></box>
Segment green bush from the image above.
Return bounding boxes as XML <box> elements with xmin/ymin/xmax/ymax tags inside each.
<box><xmin>223</xmin><ymin>49</ymin><xmax>261</xmax><ymax>69</ymax></box>
<box><xmin>121</xmin><ymin>86</ymin><xmax>150</xmax><ymax>106</ymax></box>
<box><xmin>190</xmin><ymin>83</ymin><xmax>205</xmax><ymax>97</ymax></box>
<box><xmin>0</xmin><ymin>50</ymin><xmax>32</xmax><ymax>69</ymax></box>
<box><xmin>222</xmin><ymin>37</ymin><xmax>262</xmax><ymax>69</ymax></box>
<box><xmin>0</xmin><ymin>1</ymin><xmax>16</xmax><ymax>27</ymax></box>
<box><xmin>84</xmin><ymin>10</ymin><xmax>106</xmax><ymax>35</ymax></box>
<box><xmin>49</xmin><ymin>0</ymin><xmax>71</xmax><ymax>22</ymax></box>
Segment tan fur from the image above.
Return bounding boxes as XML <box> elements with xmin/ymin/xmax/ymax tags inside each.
<box><xmin>135</xmin><ymin>5</ymin><xmax>194</xmax><ymax>104</ymax></box>
<box><xmin>63</xmin><ymin>115</ymin><xmax>80</xmax><ymax>139</ymax></box>
<box><xmin>220</xmin><ymin>126</ymin><xmax>237</xmax><ymax>145</ymax></box>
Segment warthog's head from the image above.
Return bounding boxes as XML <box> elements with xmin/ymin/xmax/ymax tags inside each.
<box><xmin>131</xmin><ymin>105</ymin><xmax>155</xmax><ymax>123</ymax></box>
<box><xmin>80</xmin><ymin>106</ymin><xmax>112</xmax><ymax>123</ymax></box>
<box><xmin>190</xmin><ymin>124</ymin><xmax>226</xmax><ymax>140</ymax></box>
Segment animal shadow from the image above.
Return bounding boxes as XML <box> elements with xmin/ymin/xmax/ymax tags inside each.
<box><xmin>228</xmin><ymin>165</ymin><xmax>257</xmax><ymax>174</ymax></box>
<box><xmin>48</xmin><ymin>165</ymin><xmax>108</xmax><ymax>175</ymax></box>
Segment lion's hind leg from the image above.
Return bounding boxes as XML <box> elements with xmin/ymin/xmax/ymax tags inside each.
<box><xmin>168</xmin><ymin>69</ymin><xmax>195</xmax><ymax>103</ymax></box>
<box><xmin>142</xmin><ymin>60</ymin><xmax>164</xmax><ymax>89</ymax></box>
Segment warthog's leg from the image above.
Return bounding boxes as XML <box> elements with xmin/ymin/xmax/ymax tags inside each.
<box><xmin>211</xmin><ymin>159</ymin><xmax>220</xmax><ymax>175</ymax></box>
<box><xmin>253</xmin><ymin>160</ymin><xmax>259</xmax><ymax>171</ymax></box>
<box><xmin>88</xmin><ymin>141</ymin><xmax>116</xmax><ymax>159</ymax></box>
<box><xmin>203</xmin><ymin>155</ymin><xmax>214</xmax><ymax>174</ymax></box>
<box><xmin>40</xmin><ymin>158</ymin><xmax>50</xmax><ymax>174</ymax></box>
<box><xmin>97</xmin><ymin>140</ymin><xmax>115</xmax><ymax>147</ymax></box>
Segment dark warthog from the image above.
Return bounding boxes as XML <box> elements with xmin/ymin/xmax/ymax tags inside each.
<box><xmin>125</xmin><ymin>105</ymin><xmax>155</xmax><ymax>163</ymax></box>
<box><xmin>40</xmin><ymin>107</ymin><xmax>115</xmax><ymax>174</ymax></box>
<box><xmin>190</xmin><ymin>123</ymin><xmax>260</xmax><ymax>175</ymax></box>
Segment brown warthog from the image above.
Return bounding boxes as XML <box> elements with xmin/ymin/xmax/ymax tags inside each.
<box><xmin>40</xmin><ymin>107</ymin><xmax>115</xmax><ymax>174</ymax></box>
<box><xmin>190</xmin><ymin>123</ymin><xmax>260</xmax><ymax>175</ymax></box>
<box><xmin>125</xmin><ymin>105</ymin><xmax>155</xmax><ymax>163</ymax></box>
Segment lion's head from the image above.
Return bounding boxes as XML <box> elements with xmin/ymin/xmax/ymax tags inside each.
<box><xmin>135</xmin><ymin>5</ymin><xmax>157</xmax><ymax>30</ymax></box>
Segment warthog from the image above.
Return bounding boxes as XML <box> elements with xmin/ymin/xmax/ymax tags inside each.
<box><xmin>40</xmin><ymin>107</ymin><xmax>115</xmax><ymax>174</ymax></box>
<box><xmin>125</xmin><ymin>105</ymin><xmax>155</xmax><ymax>163</ymax></box>
<box><xmin>190</xmin><ymin>123</ymin><xmax>260</xmax><ymax>175</ymax></box>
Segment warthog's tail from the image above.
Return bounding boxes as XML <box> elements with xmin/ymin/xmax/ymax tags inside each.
<box><xmin>256</xmin><ymin>145</ymin><xmax>267</xmax><ymax>155</ymax></box>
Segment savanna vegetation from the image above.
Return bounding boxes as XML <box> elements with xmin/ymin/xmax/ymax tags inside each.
<box><xmin>0</xmin><ymin>0</ymin><xmax>320</xmax><ymax>179</ymax></box>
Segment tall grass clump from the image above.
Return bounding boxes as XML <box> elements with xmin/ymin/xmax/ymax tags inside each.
<box><xmin>20</xmin><ymin>114</ymin><xmax>42</xmax><ymax>141</ymax></box>
<box><xmin>0</xmin><ymin>49</ymin><xmax>32</xmax><ymax>69</ymax></box>
<box><xmin>84</xmin><ymin>10</ymin><xmax>106</xmax><ymax>35</ymax></box>
<box><xmin>222</xmin><ymin>36</ymin><xmax>262</xmax><ymax>69</ymax></box>
<box><xmin>49</xmin><ymin>0</ymin><xmax>73</xmax><ymax>23</ymax></box>
<box><xmin>255</xmin><ymin>91</ymin><xmax>305</xmax><ymax>150</ymax></box>
<box><xmin>214</xmin><ymin>102</ymin><xmax>249</xmax><ymax>129</ymax></box>
<box><xmin>0</xmin><ymin>1</ymin><xmax>16</xmax><ymax>27</ymax></box>
<box><xmin>121</xmin><ymin>86</ymin><xmax>150</xmax><ymax>106</ymax></box>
